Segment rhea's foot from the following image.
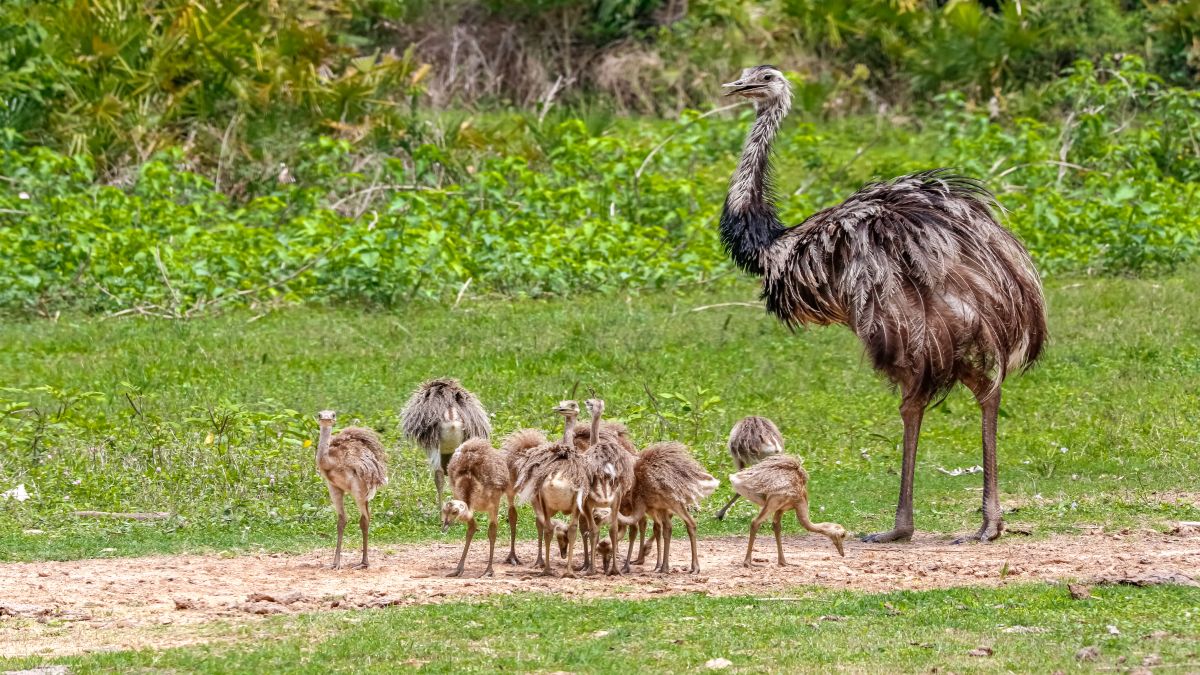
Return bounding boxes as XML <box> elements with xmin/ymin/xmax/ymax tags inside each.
<box><xmin>350</xmin><ymin>561</ymin><xmax>369</xmax><ymax>570</ymax></box>
<box><xmin>861</xmin><ymin>528</ymin><xmax>913</xmax><ymax>544</ymax></box>
<box><xmin>446</xmin><ymin>568</ymin><xmax>464</xmax><ymax>578</ymax></box>
<box><xmin>560</xmin><ymin>571</ymin><xmax>577</xmax><ymax>579</ymax></box>
<box><xmin>504</xmin><ymin>552</ymin><xmax>521</xmax><ymax>565</ymax></box>
<box><xmin>952</xmin><ymin>520</ymin><xmax>1003</xmax><ymax>544</ymax></box>
<box><xmin>480</xmin><ymin>567</ymin><xmax>494</xmax><ymax>578</ymax></box>
<box><xmin>742</xmin><ymin>560</ymin><xmax>755</xmax><ymax>569</ymax></box>
<box><xmin>540</xmin><ymin>568</ymin><xmax>556</xmax><ymax>578</ymax></box>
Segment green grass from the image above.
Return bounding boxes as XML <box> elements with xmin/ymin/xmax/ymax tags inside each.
<box><xmin>1</xmin><ymin>271</ymin><xmax>1199</xmax><ymax>561</ymax></box>
<box><xmin>3</xmin><ymin>584</ymin><xmax>1198</xmax><ymax>673</ymax></box>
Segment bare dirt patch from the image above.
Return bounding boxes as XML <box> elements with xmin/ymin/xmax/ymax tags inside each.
<box><xmin>2</xmin><ymin>530</ymin><xmax>1197</xmax><ymax>658</ymax></box>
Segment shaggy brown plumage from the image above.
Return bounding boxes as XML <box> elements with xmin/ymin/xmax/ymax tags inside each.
<box><xmin>572</xmin><ymin>419</ymin><xmax>638</xmax><ymax>456</ymax></box>
<box><xmin>715</xmin><ymin>415</ymin><xmax>785</xmax><ymax>520</ymax></box>
<box><xmin>729</xmin><ymin>455</ymin><xmax>846</xmax><ymax>563</ymax></box>
<box><xmin>719</xmin><ymin>65</ymin><xmax>1047</xmax><ymax>544</ymax></box>
<box><xmin>400</xmin><ymin>378</ymin><xmax>491</xmax><ymax>506</ymax></box>
<box><xmin>572</xmin><ymin>413</ymin><xmax>650</xmax><ymax>568</ymax></box>
<box><xmin>580</xmin><ymin>399</ymin><xmax>636</xmax><ymax>575</ymax></box>
<box><xmin>511</xmin><ymin>401</ymin><xmax>589</xmax><ymax>577</ymax></box>
<box><xmin>500</xmin><ymin>426</ymin><xmax>563</xmax><ymax>568</ymax></box>
<box><xmin>441</xmin><ymin>438</ymin><xmax>511</xmax><ymax>577</ymax></box>
<box><xmin>315</xmin><ymin>411</ymin><xmax>388</xmax><ymax>570</ymax></box>
<box><xmin>620</xmin><ymin>441</ymin><xmax>719</xmax><ymax>574</ymax></box>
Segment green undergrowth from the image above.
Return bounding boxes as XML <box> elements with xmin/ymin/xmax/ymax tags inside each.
<box><xmin>1</xmin><ymin>271</ymin><xmax>1198</xmax><ymax>561</ymax></box>
<box><xmin>2</xmin><ymin>584</ymin><xmax>1198</xmax><ymax>673</ymax></box>
<box><xmin>4</xmin><ymin>56</ymin><xmax>1200</xmax><ymax>314</ymax></box>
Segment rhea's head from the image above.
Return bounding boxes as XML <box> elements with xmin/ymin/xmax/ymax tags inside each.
<box><xmin>827</xmin><ymin>523</ymin><xmax>847</xmax><ymax>557</ymax></box>
<box><xmin>722</xmin><ymin>65</ymin><xmax>791</xmax><ymax>106</ymax></box>
<box><xmin>553</xmin><ymin>400</ymin><xmax>580</xmax><ymax>419</ymax></box>
<box><xmin>584</xmin><ymin>398</ymin><xmax>605</xmax><ymax>419</ymax></box>
<box><xmin>317</xmin><ymin>410</ymin><xmax>336</xmax><ymax>428</ymax></box>
<box><xmin>441</xmin><ymin>499</ymin><xmax>471</xmax><ymax>532</ymax></box>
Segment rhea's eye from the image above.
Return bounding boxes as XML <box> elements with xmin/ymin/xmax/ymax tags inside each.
<box><xmin>762</xmin><ymin>73</ymin><xmax>773</xmax><ymax>81</ymax></box>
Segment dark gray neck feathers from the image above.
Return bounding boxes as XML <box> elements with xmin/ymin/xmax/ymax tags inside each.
<box><xmin>720</xmin><ymin>98</ymin><xmax>789</xmax><ymax>275</ymax></box>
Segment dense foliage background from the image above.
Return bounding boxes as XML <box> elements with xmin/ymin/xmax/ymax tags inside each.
<box><xmin>3</xmin><ymin>0</ymin><xmax>1200</xmax><ymax>315</ymax></box>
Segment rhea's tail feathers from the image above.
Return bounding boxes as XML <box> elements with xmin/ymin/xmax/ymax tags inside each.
<box><xmin>501</xmin><ymin>428</ymin><xmax>548</xmax><ymax>455</ymax></box>
<box><xmin>400</xmin><ymin>378</ymin><xmax>492</xmax><ymax>450</ymax></box>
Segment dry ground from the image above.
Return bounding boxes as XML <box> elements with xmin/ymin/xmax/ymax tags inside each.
<box><xmin>2</xmin><ymin>530</ymin><xmax>1198</xmax><ymax>658</ymax></box>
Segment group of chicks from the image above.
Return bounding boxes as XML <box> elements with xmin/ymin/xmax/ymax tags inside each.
<box><xmin>313</xmin><ymin>378</ymin><xmax>846</xmax><ymax>577</ymax></box>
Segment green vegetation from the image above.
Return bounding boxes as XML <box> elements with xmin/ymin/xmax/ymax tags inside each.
<box><xmin>2</xmin><ymin>5</ymin><xmax>1198</xmax><ymax>671</ymax></box>
<box><xmin>5</xmin><ymin>3</ymin><xmax>1200</xmax><ymax>316</ymax></box>
<box><xmin>5</xmin><ymin>55</ymin><xmax>1200</xmax><ymax>314</ymax></box>
<box><xmin>2</xmin><ymin>271</ymin><xmax>1198</xmax><ymax>561</ymax></box>
<box><xmin>3</xmin><ymin>584</ymin><xmax>1198</xmax><ymax>672</ymax></box>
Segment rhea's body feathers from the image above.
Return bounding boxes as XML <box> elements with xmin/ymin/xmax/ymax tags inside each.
<box><xmin>447</xmin><ymin>438</ymin><xmax>510</xmax><ymax>512</ymax></box>
<box><xmin>724</xmin><ymin>164</ymin><xmax>1047</xmax><ymax>398</ymax></box>
<box><xmin>317</xmin><ymin>426</ymin><xmax>388</xmax><ymax>499</ymax></box>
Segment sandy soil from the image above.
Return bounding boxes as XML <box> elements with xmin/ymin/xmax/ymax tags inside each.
<box><xmin>2</xmin><ymin>529</ymin><xmax>1198</xmax><ymax>658</ymax></box>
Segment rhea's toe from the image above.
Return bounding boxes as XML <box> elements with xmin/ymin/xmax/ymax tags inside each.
<box><xmin>861</xmin><ymin>529</ymin><xmax>913</xmax><ymax>544</ymax></box>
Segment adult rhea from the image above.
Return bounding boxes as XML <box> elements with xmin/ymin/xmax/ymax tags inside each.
<box><xmin>719</xmin><ymin>65</ymin><xmax>1046</xmax><ymax>543</ymax></box>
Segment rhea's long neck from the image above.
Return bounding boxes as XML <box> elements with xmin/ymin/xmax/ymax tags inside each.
<box><xmin>316</xmin><ymin>425</ymin><xmax>332</xmax><ymax>463</ymax></box>
<box><xmin>720</xmin><ymin>98</ymin><xmax>789</xmax><ymax>276</ymax></box>
<box><xmin>589</xmin><ymin>411</ymin><xmax>602</xmax><ymax>445</ymax></box>
<box><xmin>562</xmin><ymin>415</ymin><xmax>577</xmax><ymax>450</ymax></box>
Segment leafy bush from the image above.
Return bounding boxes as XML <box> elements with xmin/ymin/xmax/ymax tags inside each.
<box><xmin>0</xmin><ymin>115</ymin><xmax>734</xmax><ymax>314</ymax></box>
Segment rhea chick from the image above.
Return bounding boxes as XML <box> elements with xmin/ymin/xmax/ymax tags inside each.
<box><xmin>315</xmin><ymin>410</ymin><xmax>388</xmax><ymax>570</ymax></box>
<box><xmin>730</xmin><ymin>455</ymin><xmax>846</xmax><ymax>565</ymax></box>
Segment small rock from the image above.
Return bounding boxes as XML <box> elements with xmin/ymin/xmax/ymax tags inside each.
<box><xmin>1067</xmin><ymin>583</ymin><xmax>1091</xmax><ymax>600</ymax></box>
<box><xmin>274</xmin><ymin>592</ymin><xmax>304</xmax><ymax>606</ymax></box>
<box><xmin>0</xmin><ymin>603</ymin><xmax>48</xmax><ymax>618</ymax></box>
<box><xmin>591</xmin><ymin>630</ymin><xmax>611</xmax><ymax>638</ymax></box>
<box><xmin>172</xmin><ymin>598</ymin><xmax>197</xmax><ymax>610</ymax></box>
<box><xmin>244</xmin><ymin>591</ymin><xmax>303</xmax><ymax>605</ymax></box>
<box><xmin>241</xmin><ymin>601</ymin><xmax>288</xmax><ymax>615</ymax></box>
<box><xmin>1107</xmin><ymin>625</ymin><xmax>1121</xmax><ymax>635</ymax></box>
<box><xmin>366</xmin><ymin>598</ymin><xmax>401</xmax><ymax>608</ymax></box>
<box><xmin>1142</xmin><ymin>654</ymin><xmax>1162</xmax><ymax>666</ymax></box>
<box><xmin>966</xmin><ymin>646</ymin><xmax>993</xmax><ymax>657</ymax></box>
<box><xmin>704</xmin><ymin>658</ymin><xmax>733</xmax><ymax>670</ymax></box>
<box><xmin>1075</xmin><ymin>646</ymin><xmax>1100</xmax><ymax>661</ymax></box>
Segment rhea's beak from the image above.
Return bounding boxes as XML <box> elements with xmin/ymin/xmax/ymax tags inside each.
<box><xmin>441</xmin><ymin>520</ymin><xmax>451</xmax><ymax>534</ymax></box>
<box><xmin>833</xmin><ymin>534</ymin><xmax>845</xmax><ymax>557</ymax></box>
<box><xmin>722</xmin><ymin>80</ymin><xmax>760</xmax><ymax>96</ymax></box>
